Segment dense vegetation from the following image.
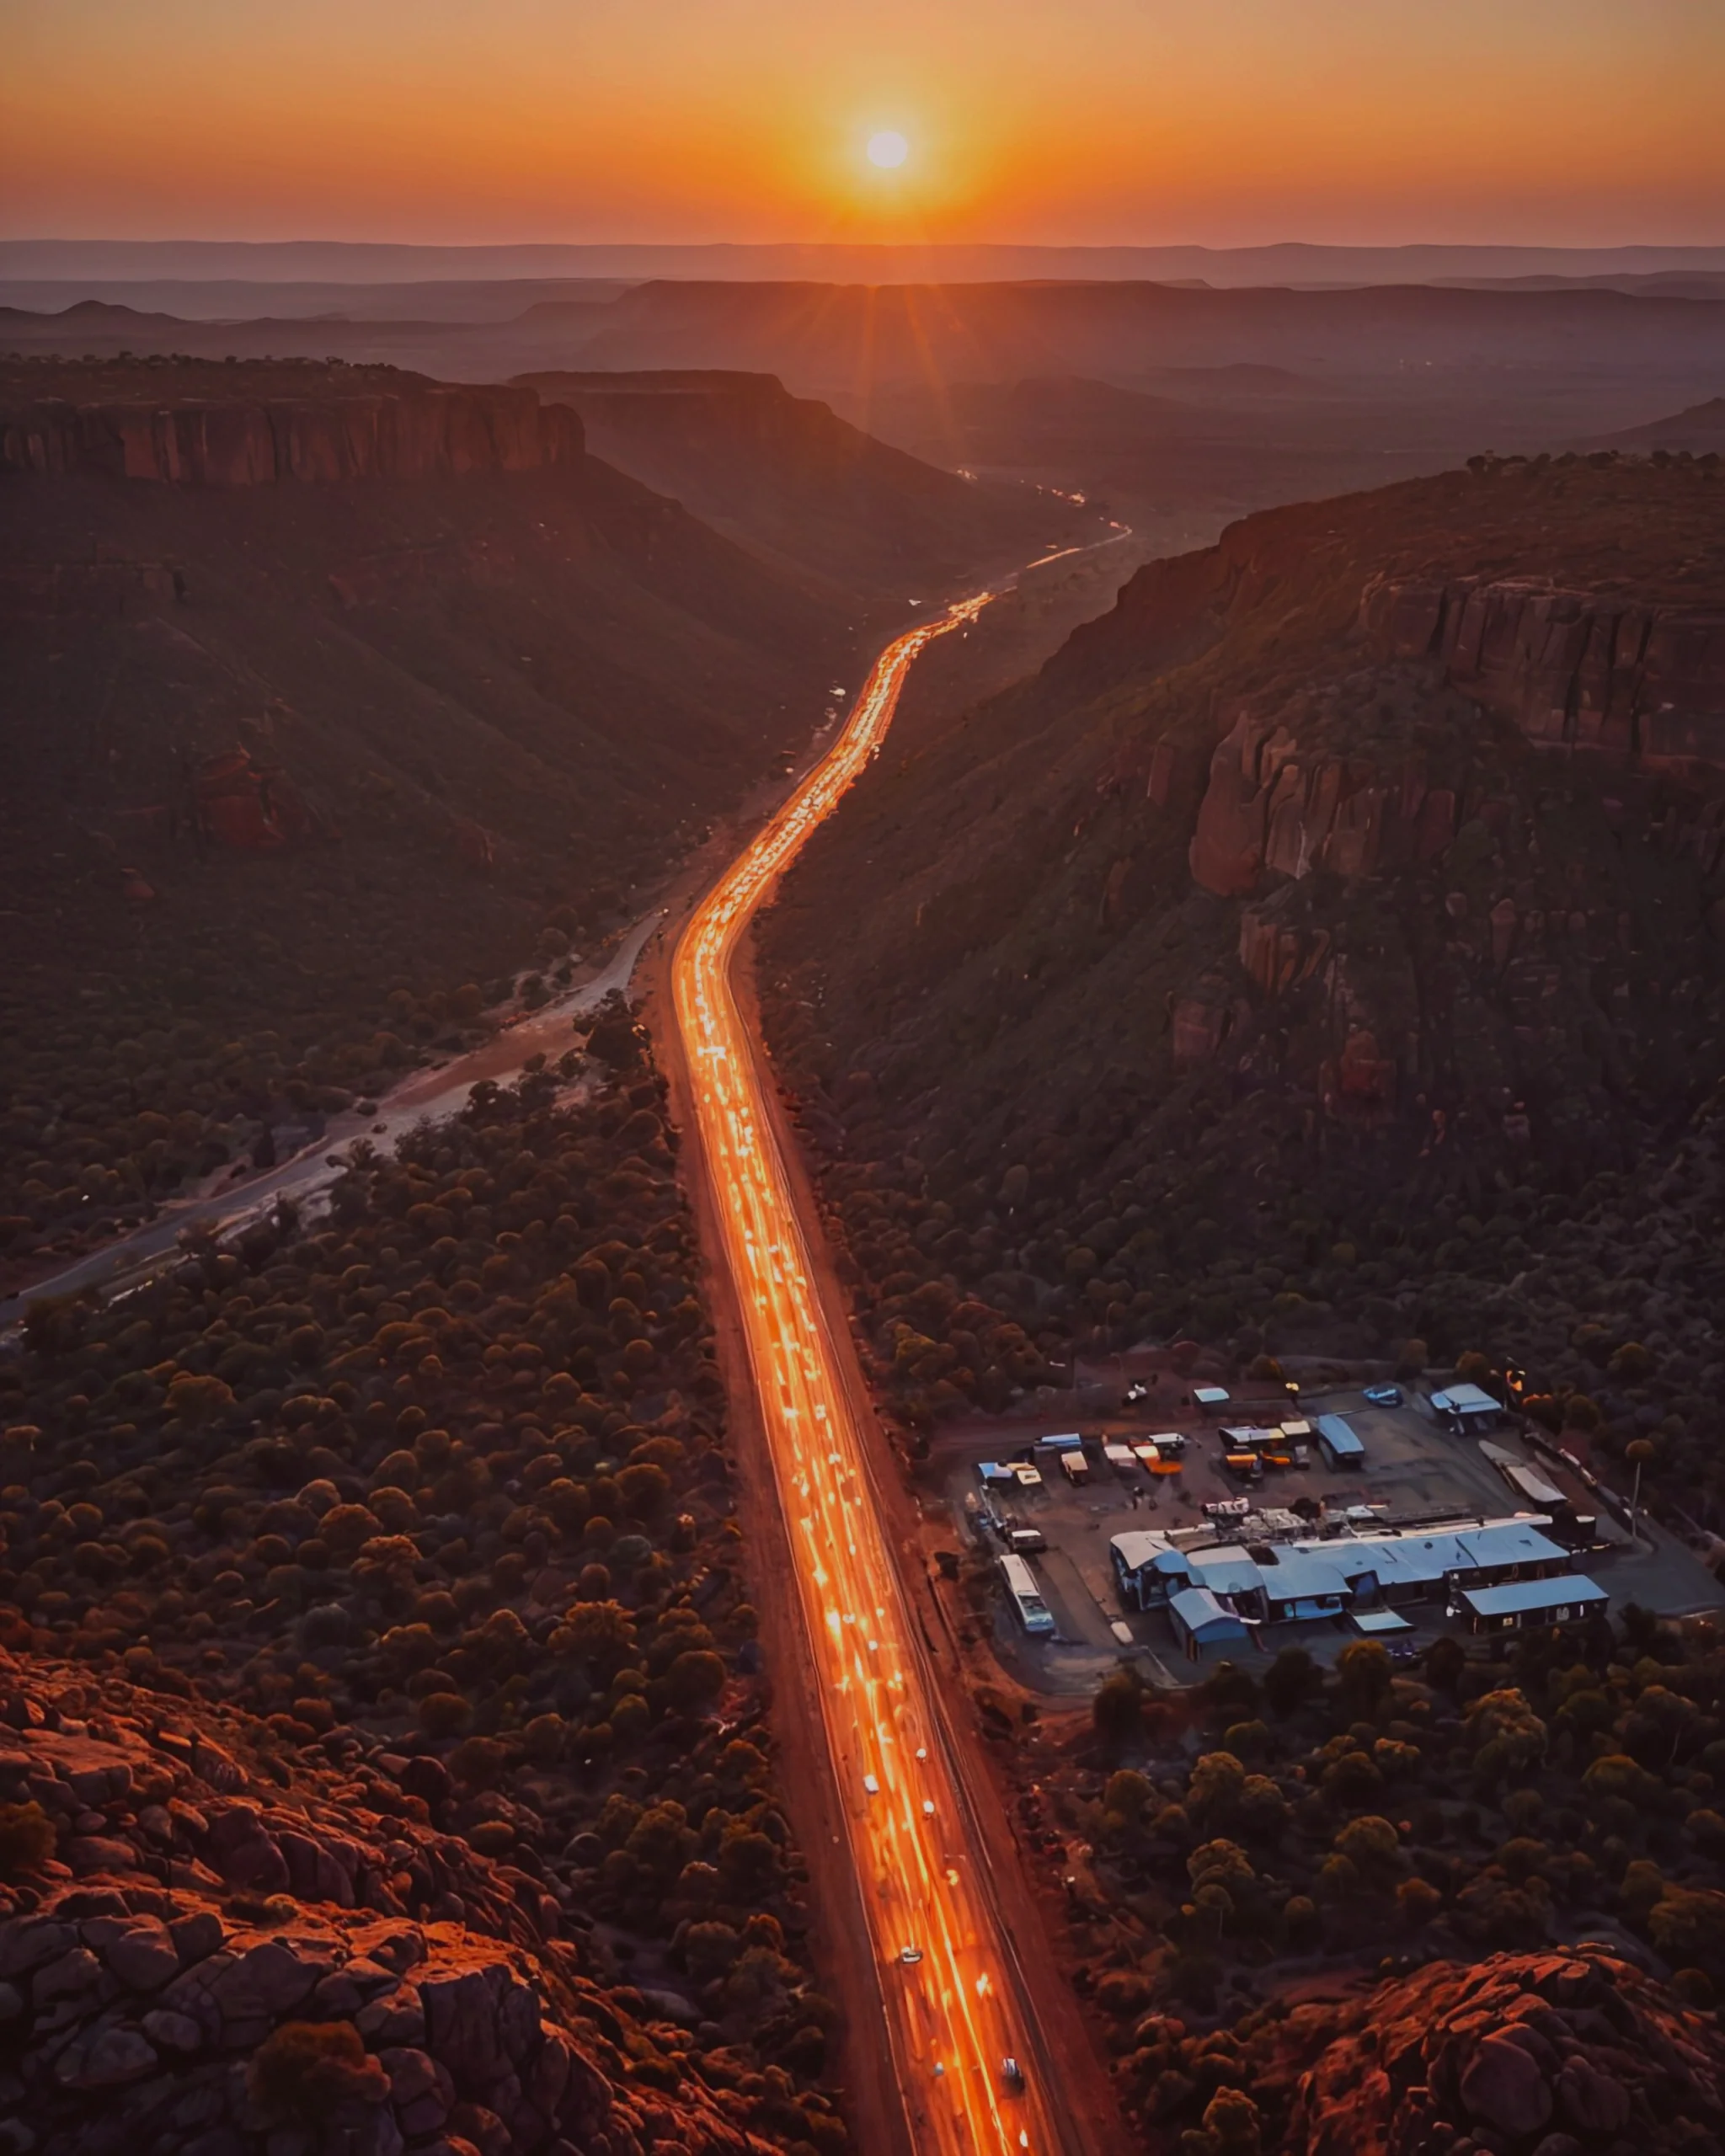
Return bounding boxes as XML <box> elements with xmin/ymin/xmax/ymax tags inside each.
<box><xmin>1042</xmin><ymin>1617</ymin><xmax>1725</xmax><ymax>2148</ymax></box>
<box><xmin>0</xmin><ymin>1036</ymin><xmax>849</xmax><ymax>2149</ymax></box>
<box><xmin>761</xmin><ymin>456</ymin><xmax>1725</xmax><ymax>1524</ymax></box>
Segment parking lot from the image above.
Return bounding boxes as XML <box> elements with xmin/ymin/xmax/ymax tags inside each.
<box><xmin>927</xmin><ymin>1381</ymin><xmax>1725</xmax><ymax>1694</ymax></box>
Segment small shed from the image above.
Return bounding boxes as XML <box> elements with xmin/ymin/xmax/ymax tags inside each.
<box><xmin>1168</xmin><ymin>1588</ymin><xmax>1251</xmax><ymax>1659</ymax></box>
<box><xmin>1193</xmin><ymin>1387</ymin><xmax>1232</xmax><ymax>1417</ymax></box>
<box><xmin>1429</xmin><ymin>1381</ymin><xmax>1505</xmax><ymax>1432</ymax></box>
<box><xmin>1458</xmin><ymin>1575</ymin><xmax>1607</xmax><ymax>1634</ymax></box>
<box><xmin>1315</xmin><ymin>1414</ymin><xmax>1367</xmax><ymax>1468</ymax></box>
<box><xmin>1109</xmin><ymin>1531</ymin><xmax>1194</xmax><ymax>1609</ymax></box>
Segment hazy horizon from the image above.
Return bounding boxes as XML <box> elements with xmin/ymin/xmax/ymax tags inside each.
<box><xmin>8</xmin><ymin>236</ymin><xmax>1725</xmax><ymax>296</ymax></box>
<box><xmin>8</xmin><ymin>0</ymin><xmax>1724</xmax><ymax>250</ymax></box>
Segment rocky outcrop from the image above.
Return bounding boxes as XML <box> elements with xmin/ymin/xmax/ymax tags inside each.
<box><xmin>0</xmin><ymin>387</ymin><xmax>584</xmax><ymax>487</ymax></box>
<box><xmin>1188</xmin><ymin>707</ymin><xmax>1459</xmax><ymax>895</ymax></box>
<box><xmin>1360</xmin><ymin>572</ymin><xmax>1725</xmax><ymax>775</ymax></box>
<box><xmin>0</xmin><ymin>1660</ymin><xmax>789</xmax><ymax>2156</ymax></box>
<box><xmin>1285</xmin><ymin>1947</ymin><xmax>1725</xmax><ymax>2156</ymax></box>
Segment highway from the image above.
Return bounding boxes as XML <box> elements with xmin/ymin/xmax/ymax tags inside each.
<box><xmin>670</xmin><ymin>590</ymin><xmax>1079</xmax><ymax>2156</ymax></box>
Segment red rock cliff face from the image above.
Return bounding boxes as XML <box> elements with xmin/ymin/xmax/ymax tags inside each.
<box><xmin>1188</xmin><ymin>707</ymin><xmax>1461</xmax><ymax>897</ymax></box>
<box><xmin>0</xmin><ymin>387</ymin><xmax>584</xmax><ymax>486</ymax></box>
<box><xmin>1361</xmin><ymin>572</ymin><xmax>1725</xmax><ymax>774</ymax></box>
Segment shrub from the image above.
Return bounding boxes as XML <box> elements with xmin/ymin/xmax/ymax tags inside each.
<box><xmin>1186</xmin><ymin>2087</ymin><xmax>1263</xmax><ymax>2156</ymax></box>
<box><xmin>0</xmin><ymin>1801</ymin><xmax>56</xmax><ymax>1880</ymax></box>
<box><xmin>1397</xmin><ymin>1876</ymin><xmax>1443</xmax><ymax>1927</ymax></box>
<box><xmin>246</xmin><ymin>2020</ymin><xmax>389</xmax><ymax>2123</ymax></box>
<box><xmin>418</xmin><ymin>1691</ymin><xmax>473</xmax><ymax>1738</ymax></box>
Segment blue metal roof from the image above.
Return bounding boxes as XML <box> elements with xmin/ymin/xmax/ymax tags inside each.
<box><xmin>1459</xmin><ymin>1574</ymin><xmax>1607</xmax><ymax>1617</ymax></box>
<box><xmin>1314</xmin><ymin>1413</ymin><xmax>1366</xmax><ymax>1455</ymax></box>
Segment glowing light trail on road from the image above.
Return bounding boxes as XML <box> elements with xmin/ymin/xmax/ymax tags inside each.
<box><xmin>673</xmin><ymin>594</ymin><xmax>1062</xmax><ymax>2156</ymax></box>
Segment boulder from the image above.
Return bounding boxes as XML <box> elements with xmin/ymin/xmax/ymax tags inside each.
<box><xmin>1459</xmin><ymin>2031</ymin><xmax>1554</xmax><ymax>2137</ymax></box>
<box><xmin>1286</xmin><ymin>1948</ymin><xmax>1725</xmax><ymax>2156</ymax></box>
<box><xmin>105</xmin><ymin>1917</ymin><xmax>183</xmax><ymax>1991</ymax></box>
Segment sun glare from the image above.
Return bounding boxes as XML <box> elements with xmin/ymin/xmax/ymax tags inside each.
<box><xmin>865</xmin><ymin>130</ymin><xmax>910</xmax><ymax>170</ymax></box>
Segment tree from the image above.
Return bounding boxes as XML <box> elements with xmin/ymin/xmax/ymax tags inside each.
<box><xmin>664</xmin><ymin>1648</ymin><xmax>727</xmax><ymax>1716</ymax></box>
<box><xmin>1187</xmin><ymin>1838</ymin><xmax>1254</xmax><ymax>1897</ymax></box>
<box><xmin>1336</xmin><ymin>1641</ymin><xmax>1393</xmax><ymax>1718</ymax></box>
<box><xmin>558</xmin><ymin>1599</ymin><xmax>638</xmax><ymax>1681</ymax></box>
<box><xmin>1319</xmin><ymin>1749</ymin><xmax>1384</xmax><ymax>1809</ymax></box>
<box><xmin>1423</xmin><ymin>1635</ymin><xmax>1466</xmax><ymax>1695</ymax></box>
<box><xmin>1103</xmin><ymin>1769</ymin><xmax>1153</xmax><ymax>1825</ymax></box>
<box><xmin>1263</xmin><ymin>1646</ymin><xmax>1322</xmax><ymax>1718</ymax></box>
<box><xmin>1187</xmin><ymin>1751</ymin><xmax>1247</xmax><ymax>1828</ymax></box>
<box><xmin>1467</xmin><ymin>1689</ymin><xmax>1549</xmax><ymax>1787</ymax></box>
<box><xmin>166</xmin><ymin>1373</ymin><xmax>234</xmax><ymax>1428</ymax></box>
<box><xmin>1397</xmin><ymin>1876</ymin><xmax>1443</xmax><ymax>1927</ymax></box>
<box><xmin>1092</xmin><ymin>1668</ymin><xmax>1145</xmax><ymax>1745</ymax></box>
<box><xmin>1649</xmin><ymin>1888</ymin><xmax>1725</xmax><ymax>1980</ymax></box>
<box><xmin>1334</xmin><ymin>1814</ymin><xmax>1402</xmax><ymax>1876</ymax></box>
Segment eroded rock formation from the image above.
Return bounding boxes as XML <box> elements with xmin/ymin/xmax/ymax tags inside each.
<box><xmin>1285</xmin><ymin>1947</ymin><xmax>1725</xmax><ymax>2156</ymax></box>
<box><xmin>1361</xmin><ymin>572</ymin><xmax>1725</xmax><ymax>774</ymax></box>
<box><xmin>0</xmin><ymin>1654</ymin><xmax>789</xmax><ymax>2156</ymax></box>
<box><xmin>0</xmin><ymin>387</ymin><xmax>583</xmax><ymax>487</ymax></box>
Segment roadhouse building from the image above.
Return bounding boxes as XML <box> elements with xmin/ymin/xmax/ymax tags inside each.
<box><xmin>1112</xmin><ymin>1515</ymin><xmax>1584</xmax><ymax>1632</ymax></box>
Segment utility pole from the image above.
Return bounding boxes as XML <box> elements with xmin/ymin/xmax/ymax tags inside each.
<box><xmin>1626</xmin><ymin>1438</ymin><xmax>1654</xmax><ymax>1542</ymax></box>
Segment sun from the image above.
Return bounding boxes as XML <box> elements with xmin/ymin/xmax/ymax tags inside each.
<box><xmin>865</xmin><ymin>130</ymin><xmax>910</xmax><ymax>170</ymax></box>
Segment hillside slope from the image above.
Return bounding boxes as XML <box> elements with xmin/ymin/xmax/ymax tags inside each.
<box><xmin>0</xmin><ymin>1049</ymin><xmax>851</xmax><ymax>2155</ymax></box>
<box><xmin>760</xmin><ymin>451</ymin><xmax>1725</xmax><ymax>1510</ymax></box>
<box><xmin>0</xmin><ymin>358</ymin><xmax>862</xmax><ymax>1278</ymax></box>
<box><xmin>515</xmin><ymin>369</ymin><xmax>1085</xmax><ymax>600</ymax></box>
<box><xmin>1599</xmin><ymin>396</ymin><xmax>1725</xmax><ymax>452</ymax></box>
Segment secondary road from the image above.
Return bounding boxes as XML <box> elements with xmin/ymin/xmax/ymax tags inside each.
<box><xmin>670</xmin><ymin>591</ymin><xmax>1094</xmax><ymax>2156</ymax></box>
<box><xmin>0</xmin><ymin>910</ymin><xmax>665</xmax><ymax>1326</ymax></box>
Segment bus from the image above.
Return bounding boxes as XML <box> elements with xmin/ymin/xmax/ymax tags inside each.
<box><xmin>997</xmin><ymin>1552</ymin><xmax>1057</xmax><ymax>1636</ymax></box>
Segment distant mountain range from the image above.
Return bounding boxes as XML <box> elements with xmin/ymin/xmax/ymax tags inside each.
<box><xmin>7</xmin><ymin>236</ymin><xmax>1725</xmax><ymax>294</ymax></box>
<box><xmin>13</xmin><ymin>281</ymin><xmax>1721</xmax><ymax>401</ymax></box>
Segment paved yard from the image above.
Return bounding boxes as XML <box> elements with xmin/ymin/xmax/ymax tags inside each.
<box><xmin>924</xmin><ymin>1384</ymin><xmax>1725</xmax><ymax>1695</ymax></box>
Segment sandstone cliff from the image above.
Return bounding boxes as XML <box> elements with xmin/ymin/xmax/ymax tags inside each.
<box><xmin>1361</xmin><ymin>570</ymin><xmax>1725</xmax><ymax>774</ymax></box>
<box><xmin>515</xmin><ymin>367</ymin><xmax>1086</xmax><ymax>600</ymax></box>
<box><xmin>0</xmin><ymin>383</ymin><xmax>582</xmax><ymax>487</ymax></box>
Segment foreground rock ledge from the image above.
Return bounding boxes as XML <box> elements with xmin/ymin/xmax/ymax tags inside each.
<box><xmin>0</xmin><ymin>1659</ymin><xmax>792</xmax><ymax>2156</ymax></box>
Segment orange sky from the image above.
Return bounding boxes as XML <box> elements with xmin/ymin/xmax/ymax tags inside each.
<box><xmin>5</xmin><ymin>0</ymin><xmax>1723</xmax><ymax>244</ymax></box>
